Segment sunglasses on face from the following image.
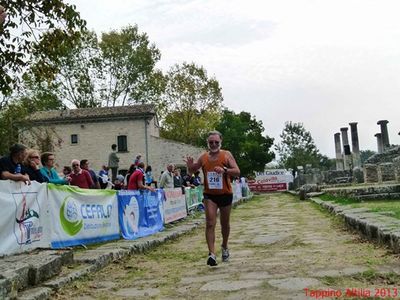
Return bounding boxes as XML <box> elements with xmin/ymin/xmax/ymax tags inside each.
<box><xmin>30</xmin><ymin>156</ymin><xmax>39</xmax><ymax>159</ymax></box>
<box><xmin>208</xmin><ymin>141</ymin><xmax>220</xmax><ymax>145</ymax></box>
<box><xmin>72</xmin><ymin>164</ymin><xmax>79</xmax><ymax>167</ymax></box>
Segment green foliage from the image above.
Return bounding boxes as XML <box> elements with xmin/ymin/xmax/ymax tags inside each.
<box><xmin>0</xmin><ymin>92</ymin><xmax>63</xmax><ymax>154</ymax></box>
<box><xmin>160</xmin><ymin>62</ymin><xmax>223</xmax><ymax>145</ymax></box>
<box><xmin>215</xmin><ymin>109</ymin><xmax>275</xmax><ymax>177</ymax></box>
<box><xmin>98</xmin><ymin>25</ymin><xmax>163</xmax><ymax>107</ymax></box>
<box><xmin>360</xmin><ymin>149</ymin><xmax>376</xmax><ymax>165</ymax></box>
<box><xmin>275</xmin><ymin>121</ymin><xmax>321</xmax><ymax>171</ymax></box>
<box><xmin>0</xmin><ymin>0</ymin><xmax>86</xmax><ymax>95</ymax></box>
<box><xmin>24</xmin><ymin>26</ymin><xmax>163</xmax><ymax>109</ymax></box>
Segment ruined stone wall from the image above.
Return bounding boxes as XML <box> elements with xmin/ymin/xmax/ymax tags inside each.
<box><xmin>378</xmin><ymin>163</ymin><xmax>396</xmax><ymax>182</ymax></box>
<box><xmin>365</xmin><ymin>146</ymin><xmax>400</xmax><ymax>164</ymax></box>
<box><xmin>364</xmin><ymin>164</ymin><xmax>379</xmax><ymax>183</ymax></box>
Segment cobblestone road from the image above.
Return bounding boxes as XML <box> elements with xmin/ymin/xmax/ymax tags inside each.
<box><xmin>54</xmin><ymin>193</ymin><xmax>400</xmax><ymax>300</ymax></box>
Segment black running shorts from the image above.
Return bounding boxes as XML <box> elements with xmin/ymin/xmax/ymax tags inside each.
<box><xmin>203</xmin><ymin>193</ymin><xmax>233</xmax><ymax>208</ymax></box>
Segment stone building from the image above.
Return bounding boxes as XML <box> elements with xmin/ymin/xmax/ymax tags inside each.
<box><xmin>21</xmin><ymin>105</ymin><xmax>204</xmax><ymax>178</ymax></box>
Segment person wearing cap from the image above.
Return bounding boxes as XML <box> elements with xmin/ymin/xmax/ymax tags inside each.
<box><xmin>113</xmin><ymin>174</ymin><xmax>125</xmax><ymax>190</ymax></box>
<box><xmin>0</xmin><ymin>143</ymin><xmax>30</xmax><ymax>184</ymax></box>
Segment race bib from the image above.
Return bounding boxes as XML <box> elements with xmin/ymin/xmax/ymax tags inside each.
<box><xmin>207</xmin><ymin>172</ymin><xmax>223</xmax><ymax>189</ymax></box>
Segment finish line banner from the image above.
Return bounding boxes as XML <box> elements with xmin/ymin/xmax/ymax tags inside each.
<box><xmin>248</xmin><ymin>169</ymin><xmax>293</xmax><ymax>192</ymax></box>
<box><xmin>0</xmin><ymin>180</ymin><xmax>50</xmax><ymax>255</ymax></box>
<box><xmin>48</xmin><ymin>184</ymin><xmax>119</xmax><ymax>248</ymax></box>
<box><xmin>118</xmin><ymin>190</ymin><xmax>164</xmax><ymax>240</ymax></box>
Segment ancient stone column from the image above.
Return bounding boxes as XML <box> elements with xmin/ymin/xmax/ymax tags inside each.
<box><xmin>375</xmin><ymin>133</ymin><xmax>384</xmax><ymax>154</ymax></box>
<box><xmin>340</xmin><ymin>127</ymin><xmax>350</xmax><ymax>170</ymax></box>
<box><xmin>334</xmin><ymin>133</ymin><xmax>344</xmax><ymax>170</ymax></box>
<box><xmin>377</xmin><ymin>120</ymin><xmax>390</xmax><ymax>151</ymax></box>
<box><xmin>349</xmin><ymin>122</ymin><xmax>361</xmax><ymax>168</ymax></box>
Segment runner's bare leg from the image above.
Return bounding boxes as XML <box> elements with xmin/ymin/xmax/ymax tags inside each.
<box><xmin>219</xmin><ymin>204</ymin><xmax>232</xmax><ymax>249</ymax></box>
<box><xmin>204</xmin><ymin>199</ymin><xmax>218</xmax><ymax>254</ymax></box>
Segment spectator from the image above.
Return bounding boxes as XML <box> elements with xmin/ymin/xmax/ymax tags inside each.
<box><xmin>173</xmin><ymin>168</ymin><xmax>183</xmax><ymax>188</ymax></box>
<box><xmin>62</xmin><ymin>166</ymin><xmax>72</xmax><ymax>178</ymax></box>
<box><xmin>192</xmin><ymin>170</ymin><xmax>202</xmax><ymax>186</ymax></box>
<box><xmin>69</xmin><ymin>159</ymin><xmax>94</xmax><ymax>189</ymax></box>
<box><xmin>133</xmin><ymin>153</ymin><xmax>142</xmax><ymax>167</ymax></box>
<box><xmin>80</xmin><ymin>159</ymin><xmax>100</xmax><ymax>189</ymax></box>
<box><xmin>108</xmin><ymin>144</ymin><xmax>119</xmax><ymax>182</ymax></box>
<box><xmin>24</xmin><ymin>149</ymin><xmax>47</xmax><ymax>183</ymax></box>
<box><xmin>40</xmin><ymin>152</ymin><xmax>69</xmax><ymax>185</ymax></box>
<box><xmin>0</xmin><ymin>143</ymin><xmax>30</xmax><ymax>184</ymax></box>
<box><xmin>128</xmin><ymin>162</ymin><xmax>155</xmax><ymax>192</ymax></box>
<box><xmin>124</xmin><ymin>164</ymin><xmax>136</xmax><ymax>187</ymax></box>
<box><xmin>182</xmin><ymin>172</ymin><xmax>195</xmax><ymax>188</ymax></box>
<box><xmin>145</xmin><ymin>165</ymin><xmax>157</xmax><ymax>187</ymax></box>
<box><xmin>98</xmin><ymin>165</ymin><xmax>109</xmax><ymax>189</ymax></box>
<box><xmin>159</xmin><ymin>164</ymin><xmax>174</xmax><ymax>188</ymax></box>
<box><xmin>113</xmin><ymin>174</ymin><xmax>125</xmax><ymax>190</ymax></box>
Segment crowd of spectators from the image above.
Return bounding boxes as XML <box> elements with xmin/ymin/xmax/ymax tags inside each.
<box><xmin>0</xmin><ymin>144</ymin><xmax>203</xmax><ymax>193</ymax></box>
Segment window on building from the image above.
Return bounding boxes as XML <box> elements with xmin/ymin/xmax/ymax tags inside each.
<box><xmin>117</xmin><ymin>135</ymin><xmax>127</xmax><ymax>152</ymax></box>
<box><xmin>71</xmin><ymin>134</ymin><xmax>78</xmax><ymax>144</ymax></box>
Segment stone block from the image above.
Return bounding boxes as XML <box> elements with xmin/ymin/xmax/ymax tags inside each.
<box><xmin>378</xmin><ymin>162</ymin><xmax>396</xmax><ymax>182</ymax></box>
<box><xmin>364</xmin><ymin>164</ymin><xmax>378</xmax><ymax>183</ymax></box>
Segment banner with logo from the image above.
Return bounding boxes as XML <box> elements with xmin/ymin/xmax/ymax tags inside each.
<box><xmin>184</xmin><ymin>186</ymin><xmax>203</xmax><ymax>210</ymax></box>
<box><xmin>232</xmin><ymin>181</ymin><xmax>243</xmax><ymax>203</ymax></box>
<box><xmin>48</xmin><ymin>184</ymin><xmax>119</xmax><ymax>248</ymax></box>
<box><xmin>0</xmin><ymin>180</ymin><xmax>50</xmax><ymax>255</ymax></box>
<box><xmin>118</xmin><ymin>190</ymin><xmax>164</xmax><ymax>240</ymax></box>
<box><xmin>163</xmin><ymin>188</ymin><xmax>187</xmax><ymax>223</ymax></box>
<box><xmin>248</xmin><ymin>169</ymin><xmax>293</xmax><ymax>192</ymax></box>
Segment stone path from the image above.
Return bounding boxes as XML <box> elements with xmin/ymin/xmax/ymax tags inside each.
<box><xmin>53</xmin><ymin>193</ymin><xmax>400</xmax><ymax>299</ymax></box>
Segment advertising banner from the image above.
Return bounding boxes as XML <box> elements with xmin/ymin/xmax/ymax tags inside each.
<box><xmin>248</xmin><ymin>169</ymin><xmax>293</xmax><ymax>192</ymax></box>
<box><xmin>184</xmin><ymin>186</ymin><xmax>203</xmax><ymax>210</ymax></box>
<box><xmin>118</xmin><ymin>190</ymin><xmax>164</xmax><ymax>240</ymax></box>
<box><xmin>0</xmin><ymin>180</ymin><xmax>50</xmax><ymax>255</ymax></box>
<box><xmin>232</xmin><ymin>182</ymin><xmax>242</xmax><ymax>203</ymax></box>
<box><xmin>48</xmin><ymin>184</ymin><xmax>119</xmax><ymax>248</ymax></box>
<box><xmin>163</xmin><ymin>188</ymin><xmax>187</xmax><ymax>223</ymax></box>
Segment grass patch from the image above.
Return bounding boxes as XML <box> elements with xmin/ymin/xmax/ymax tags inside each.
<box><xmin>319</xmin><ymin>194</ymin><xmax>359</xmax><ymax>205</ymax></box>
<box><xmin>319</xmin><ymin>194</ymin><xmax>400</xmax><ymax>220</ymax></box>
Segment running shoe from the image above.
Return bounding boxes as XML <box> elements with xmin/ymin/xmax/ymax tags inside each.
<box><xmin>207</xmin><ymin>253</ymin><xmax>218</xmax><ymax>266</ymax></box>
<box><xmin>221</xmin><ymin>247</ymin><xmax>230</xmax><ymax>262</ymax></box>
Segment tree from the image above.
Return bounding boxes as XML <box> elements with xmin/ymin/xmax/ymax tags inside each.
<box><xmin>0</xmin><ymin>0</ymin><xmax>86</xmax><ymax>95</ymax></box>
<box><xmin>360</xmin><ymin>149</ymin><xmax>376</xmax><ymax>165</ymax></box>
<box><xmin>98</xmin><ymin>25</ymin><xmax>163</xmax><ymax>107</ymax></box>
<box><xmin>215</xmin><ymin>110</ymin><xmax>275</xmax><ymax>177</ymax></box>
<box><xmin>24</xmin><ymin>25</ymin><xmax>164</xmax><ymax>108</ymax></box>
<box><xmin>160</xmin><ymin>62</ymin><xmax>223</xmax><ymax>145</ymax></box>
<box><xmin>275</xmin><ymin>121</ymin><xmax>321</xmax><ymax>172</ymax></box>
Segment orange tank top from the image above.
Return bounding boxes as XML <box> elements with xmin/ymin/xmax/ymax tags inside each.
<box><xmin>201</xmin><ymin>150</ymin><xmax>232</xmax><ymax>195</ymax></box>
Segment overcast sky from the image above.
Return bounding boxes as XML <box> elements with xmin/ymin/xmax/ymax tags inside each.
<box><xmin>67</xmin><ymin>0</ymin><xmax>400</xmax><ymax>158</ymax></box>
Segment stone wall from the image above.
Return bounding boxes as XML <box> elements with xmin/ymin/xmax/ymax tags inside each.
<box><xmin>378</xmin><ymin>163</ymin><xmax>396</xmax><ymax>182</ymax></box>
<box><xmin>394</xmin><ymin>157</ymin><xmax>400</xmax><ymax>182</ymax></box>
<box><xmin>364</xmin><ymin>164</ymin><xmax>379</xmax><ymax>183</ymax></box>
<box><xmin>365</xmin><ymin>145</ymin><xmax>400</xmax><ymax>164</ymax></box>
<box><xmin>20</xmin><ymin>117</ymin><xmax>204</xmax><ymax>178</ymax></box>
<box><xmin>322</xmin><ymin>170</ymin><xmax>352</xmax><ymax>184</ymax></box>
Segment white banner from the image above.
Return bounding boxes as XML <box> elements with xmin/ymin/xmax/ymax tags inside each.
<box><xmin>47</xmin><ymin>184</ymin><xmax>120</xmax><ymax>248</ymax></box>
<box><xmin>0</xmin><ymin>180</ymin><xmax>51</xmax><ymax>255</ymax></box>
<box><xmin>163</xmin><ymin>188</ymin><xmax>187</xmax><ymax>223</ymax></box>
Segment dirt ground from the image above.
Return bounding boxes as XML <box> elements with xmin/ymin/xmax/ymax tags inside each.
<box><xmin>52</xmin><ymin>193</ymin><xmax>400</xmax><ymax>300</ymax></box>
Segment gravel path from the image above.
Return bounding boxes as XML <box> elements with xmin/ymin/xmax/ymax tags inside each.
<box><xmin>53</xmin><ymin>193</ymin><xmax>400</xmax><ymax>300</ymax></box>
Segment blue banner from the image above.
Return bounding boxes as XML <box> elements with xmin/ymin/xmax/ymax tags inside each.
<box><xmin>118</xmin><ymin>190</ymin><xmax>164</xmax><ymax>240</ymax></box>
